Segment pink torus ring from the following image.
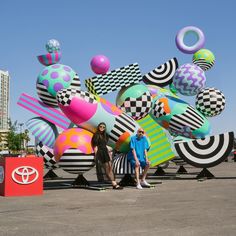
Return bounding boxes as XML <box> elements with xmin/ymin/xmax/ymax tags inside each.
<box><xmin>175</xmin><ymin>26</ymin><xmax>205</xmax><ymax>54</ymax></box>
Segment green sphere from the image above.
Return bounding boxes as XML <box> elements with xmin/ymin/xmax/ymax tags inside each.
<box><xmin>192</xmin><ymin>49</ymin><xmax>215</xmax><ymax>71</ymax></box>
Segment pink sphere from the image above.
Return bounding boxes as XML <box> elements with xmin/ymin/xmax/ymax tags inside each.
<box><xmin>90</xmin><ymin>55</ymin><xmax>110</xmax><ymax>74</ymax></box>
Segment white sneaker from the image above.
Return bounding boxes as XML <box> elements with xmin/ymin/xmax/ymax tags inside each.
<box><xmin>136</xmin><ymin>183</ymin><xmax>143</xmax><ymax>190</ymax></box>
<box><xmin>140</xmin><ymin>180</ymin><xmax>151</xmax><ymax>187</ymax></box>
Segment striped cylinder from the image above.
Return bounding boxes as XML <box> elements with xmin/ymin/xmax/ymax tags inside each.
<box><xmin>17</xmin><ymin>93</ymin><xmax>71</xmax><ymax>130</ymax></box>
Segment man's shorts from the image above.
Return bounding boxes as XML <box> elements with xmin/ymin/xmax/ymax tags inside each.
<box><xmin>129</xmin><ymin>159</ymin><xmax>147</xmax><ymax>170</ymax></box>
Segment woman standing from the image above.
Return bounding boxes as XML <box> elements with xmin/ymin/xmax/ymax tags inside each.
<box><xmin>91</xmin><ymin>122</ymin><xmax>123</xmax><ymax>190</ymax></box>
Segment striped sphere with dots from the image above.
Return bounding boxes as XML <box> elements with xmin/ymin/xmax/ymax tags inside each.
<box><xmin>173</xmin><ymin>63</ymin><xmax>206</xmax><ymax>96</ymax></box>
<box><xmin>192</xmin><ymin>49</ymin><xmax>215</xmax><ymax>71</ymax></box>
<box><xmin>36</xmin><ymin>64</ymin><xmax>81</xmax><ymax>107</ymax></box>
<box><xmin>195</xmin><ymin>87</ymin><xmax>226</xmax><ymax>117</ymax></box>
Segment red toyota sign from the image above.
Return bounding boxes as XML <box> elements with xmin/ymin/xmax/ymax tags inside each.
<box><xmin>0</xmin><ymin>156</ymin><xmax>43</xmax><ymax>197</ymax></box>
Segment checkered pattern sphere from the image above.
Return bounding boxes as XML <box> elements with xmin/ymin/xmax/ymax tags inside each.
<box><xmin>173</xmin><ymin>63</ymin><xmax>206</xmax><ymax>96</ymax></box>
<box><xmin>195</xmin><ymin>87</ymin><xmax>226</xmax><ymax>117</ymax></box>
<box><xmin>116</xmin><ymin>84</ymin><xmax>152</xmax><ymax>120</ymax></box>
<box><xmin>192</xmin><ymin>49</ymin><xmax>215</xmax><ymax>71</ymax></box>
<box><xmin>46</xmin><ymin>39</ymin><xmax>60</xmax><ymax>53</ymax></box>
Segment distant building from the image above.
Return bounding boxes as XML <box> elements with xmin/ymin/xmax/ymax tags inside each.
<box><xmin>0</xmin><ymin>70</ymin><xmax>10</xmax><ymax>151</ymax></box>
<box><xmin>0</xmin><ymin>70</ymin><xmax>10</xmax><ymax>131</ymax></box>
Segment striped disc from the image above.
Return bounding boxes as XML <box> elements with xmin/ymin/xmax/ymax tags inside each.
<box><xmin>143</xmin><ymin>58</ymin><xmax>178</xmax><ymax>87</ymax></box>
<box><xmin>174</xmin><ymin>132</ymin><xmax>234</xmax><ymax>168</ymax></box>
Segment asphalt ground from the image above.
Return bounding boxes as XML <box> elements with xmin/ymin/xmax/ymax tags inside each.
<box><xmin>0</xmin><ymin>159</ymin><xmax>236</xmax><ymax>236</ymax></box>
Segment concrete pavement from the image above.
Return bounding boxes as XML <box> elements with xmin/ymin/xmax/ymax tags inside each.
<box><xmin>0</xmin><ymin>161</ymin><xmax>236</xmax><ymax>236</ymax></box>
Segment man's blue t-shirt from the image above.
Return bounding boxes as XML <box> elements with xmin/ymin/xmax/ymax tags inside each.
<box><xmin>127</xmin><ymin>135</ymin><xmax>149</xmax><ymax>161</ymax></box>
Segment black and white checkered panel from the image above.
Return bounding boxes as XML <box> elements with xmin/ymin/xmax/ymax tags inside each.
<box><xmin>119</xmin><ymin>92</ymin><xmax>152</xmax><ymax>120</ymax></box>
<box><xmin>58</xmin><ymin>149</ymin><xmax>95</xmax><ymax>175</ymax></box>
<box><xmin>112</xmin><ymin>153</ymin><xmax>142</xmax><ymax>176</ymax></box>
<box><xmin>175</xmin><ymin>132</ymin><xmax>234</xmax><ymax>168</ymax></box>
<box><xmin>143</xmin><ymin>58</ymin><xmax>178</xmax><ymax>87</ymax></box>
<box><xmin>109</xmin><ymin>113</ymin><xmax>136</xmax><ymax>145</ymax></box>
<box><xmin>36</xmin><ymin>142</ymin><xmax>58</xmax><ymax>169</ymax></box>
<box><xmin>169</xmin><ymin>106</ymin><xmax>204</xmax><ymax>134</ymax></box>
<box><xmin>151</xmin><ymin>99</ymin><xmax>168</xmax><ymax>118</ymax></box>
<box><xmin>195</xmin><ymin>87</ymin><xmax>226</xmax><ymax>117</ymax></box>
<box><xmin>36</xmin><ymin>82</ymin><xmax>58</xmax><ymax>107</ymax></box>
<box><xmin>85</xmin><ymin>63</ymin><xmax>143</xmax><ymax>96</ymax></box>
<box><xmin>56</xmin><ymin>88</ymin><xmax>98</xmax><ymax>106</ymax></box>
<box><xmin>192</xmin><ymin>58</ymin><xmax>215</xmax><ymax>71</ymax></box>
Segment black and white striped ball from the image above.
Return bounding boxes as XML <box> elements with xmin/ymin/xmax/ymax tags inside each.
<box><xmin>196</xmin><ymin>87</ymin><xmax>226</xmax><ymax>117</ymax></box>
<box><xmin>58</xmin><ymin>149</ymin><xmax>95</xmax><ymax>175</ymax></box>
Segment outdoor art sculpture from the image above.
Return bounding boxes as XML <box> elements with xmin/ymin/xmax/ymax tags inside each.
<box><xmin>17</xmin><ymin>25</ymin><xmax>234</xmax><ymax>184</ymax></box>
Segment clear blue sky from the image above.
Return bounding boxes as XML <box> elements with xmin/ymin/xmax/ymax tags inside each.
<box><xmin>1</xmin><ymin>0</ymin><xmax>236</xmax><ymax>140</ymax></box>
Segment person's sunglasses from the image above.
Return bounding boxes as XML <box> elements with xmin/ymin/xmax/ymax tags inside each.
<box><xmin>138</xmin><ymin>131</ymin><xmax>144</xmax><ymax>134</ymax></box>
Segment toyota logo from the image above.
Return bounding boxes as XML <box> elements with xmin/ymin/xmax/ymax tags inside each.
<box><xmin>0</xmin><ymin>166</ymin><xmax>4</xmax><ymax>184</ymax></box>
<box><xmin>11</xmin><ymin>166</ymin><xmax>39</xmax><ymax>185</ymax></box>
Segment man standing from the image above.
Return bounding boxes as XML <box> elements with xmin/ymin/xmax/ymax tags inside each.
<box><xmin>127</xmin><ymin>128</ymin><xmax>151</xmax><ymax>189</ymax></box>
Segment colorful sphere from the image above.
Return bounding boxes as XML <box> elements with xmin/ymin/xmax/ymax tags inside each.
<box><xmin>37</xmin><ymin>64</ymin><xmax>79</xmax><ymax>98</ymax></box>
<box><xmin>173</xmin><ymin>63</ymin><xmax>206</xmax><ymax>96</ymax></box>
<box><xmin>53</xmin><ymin>128</ymin><xmax>94</xmax><ymax>162</ymax></box>
<box><xmin>195</xmin><ymin>87</ymin><xmax>226</xmax><ymax>117</ymax></box>
<box><xmin>116</xmin><ymin>84</ymin><xmax>152</xmax><ymax>120</ymax></box>
<box><xmin>46</xmin><ymin>39</ymin><xmax>60</xmax><ymax>53</ymax></box>
<box><xmin>26</xmin><ymin>117</ymin><xmax>58</xmax><ymax>148</ymax></box>
<box><xmin>90</xmin><ymin>55</ymin><xmax>110</xmax><ymax>74</ymax></box>
<box><xmin>193</xmin><ymin>49</ymin><xmax>215</xmax><ymax>71</ymax></box>
<box><xmin>175</xmin><ymin>26</ymin><xmax>205</xmax><ymax>54</ymax></box>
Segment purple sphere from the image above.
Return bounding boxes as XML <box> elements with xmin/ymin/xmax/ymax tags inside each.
<box><xmin>173</xmin><ymin>63</ymin><xmax>206</xmax><ymax>96</ymax></box>
<box><xmin>90</xmin><ymin>55</ymin><xmax>110</xmax><ymax>74</ymax></box>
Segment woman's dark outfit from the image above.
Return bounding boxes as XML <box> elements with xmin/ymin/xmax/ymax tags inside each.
<box><xmin>91</xmin><ymin>133</ymin><xmax>110</xmax><ymax>163</ymax></box>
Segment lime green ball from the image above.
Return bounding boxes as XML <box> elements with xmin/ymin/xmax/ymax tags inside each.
<box><xmin>192</xmin><ymin>49</ymin><xmax>215</xmax><ymax>71</ymax></box>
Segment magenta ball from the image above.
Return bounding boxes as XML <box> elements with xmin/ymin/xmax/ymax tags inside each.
<box><xmin>90</xmin><ymin>55</ymin><xmax>110</xmax><ymax>74</ymax></box>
